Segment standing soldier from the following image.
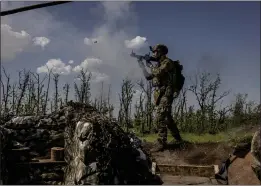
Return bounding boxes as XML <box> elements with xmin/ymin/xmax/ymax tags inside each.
<box><xmin>145</xmin><ymin>44</ymin><xmax>185</xmax><ymax>152</ymax></box>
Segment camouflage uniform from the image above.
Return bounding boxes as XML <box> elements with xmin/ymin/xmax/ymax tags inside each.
<box><xmin>251</xmin><ymin>129</ymin><xmax>261</xmax><ymax>182</ymax></box>
<box><xmin>150</xmin><ymin>55</ymin><xmax>182</xmax><ymax>146</ymax></box>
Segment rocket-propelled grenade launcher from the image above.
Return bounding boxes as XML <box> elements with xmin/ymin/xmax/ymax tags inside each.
<box><xmin>130</xmin><ymin>50</ymin><xmax>153</xmax><ymax>78</ymax></box>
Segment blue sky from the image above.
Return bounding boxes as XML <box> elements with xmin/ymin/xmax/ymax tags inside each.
<box><xmin>1</xmin><ymin>1</ymin><xmax>260</xmax><ymax>114</ymax></box>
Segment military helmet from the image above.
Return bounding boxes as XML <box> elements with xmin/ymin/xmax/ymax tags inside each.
<box><xmin>150</xmin><ymin>44</ymin><xmax>168</xmax><ymax>55</ymax></box>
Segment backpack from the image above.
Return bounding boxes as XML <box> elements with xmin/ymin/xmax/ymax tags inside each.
<box><xmin>172</xmin><ymin>60</ymin><xmax>185</xmax><ymax>93</ymax></box>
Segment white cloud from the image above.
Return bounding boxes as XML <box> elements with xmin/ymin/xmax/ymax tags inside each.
<box><xmin>72</xmin><ymin>57</ymin><xmax>109</xmax><ymax>83</ymax></box>
<box><xmin>1</xmin><ymin>1</ymin><xmax>64</xmax><ymax>37</ymax></box>
<box><xmin>1</xmin><ymin>23</ymin><xmax>52</xmax><ymax>60</ymax></box>
<box><xmin>91</xmin><ymin>72</ymin><xmax>110</xmax><ymax>83</ymax></box>
<box><xmin>1</xmin><ymin>1</ymin><xmax>75</xmax><ymax>61</ymax></box>
<box><xmin>74</xmin><ymin>71</ymin><xmax>109</xmax><ymax>83</ymax></box>
<box><xmin>1</xmin><ymin>1</ymin><xmax>149</xmax><ymax>117</ymax></box>
<box><xmin>37</xmin><ymin>59</ymin><xmax>72</xmax><ymax>75</ymax></box>
<box><xmin>33</xmin><ymin>37</ymin><xmax>50</xmax><ymax>49</ymax></box>
<box><xmin>1</xmin><ymin>24</ymin><xmax>31</xmax><ymax>60</ymax></box>
<box><xmin>73</xmin><ymin>57</ymin><xmax>103</xmax><ymax>72</ymax></box>
<box><xmin>124</xmin><ymin>36</ymin><xmax>147</xmax><ymax>50</ymax></box>
<box><xmin>68</xmin><ymin>60</ymin><xmax>74</xmax><ymax>64</ymax></box>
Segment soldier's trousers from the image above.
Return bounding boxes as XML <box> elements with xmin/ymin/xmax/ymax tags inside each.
<box><xmin>155</xmin><ymin>94</ymin><xmax>182</xmax><ymax>144</ymax></box>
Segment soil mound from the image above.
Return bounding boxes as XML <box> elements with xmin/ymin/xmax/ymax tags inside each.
<box><xmin>60</xmin><ymin>102</ymin><xmax>162</xmax><ymax>184</ymax></box>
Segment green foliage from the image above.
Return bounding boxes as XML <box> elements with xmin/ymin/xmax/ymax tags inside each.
<box><xmin>137</xmin><ymin>129</ymin><xmax>255</xmax><ymax>144</ymax></box>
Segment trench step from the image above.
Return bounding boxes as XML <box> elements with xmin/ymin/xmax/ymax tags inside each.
<box><xmin>160</xmin><ymin>175</ymin><xmax>219</xmax><ymax>185</ymax></box>
<box><xmin>156</xmin><ymin>163</ymin><xmax>219</xmax><ymax>177</ymax></box>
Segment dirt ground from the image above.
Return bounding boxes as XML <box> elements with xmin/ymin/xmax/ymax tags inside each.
<box><xmin>143</xmin><ymin>142</ymin><xmax>260</xmax><ymax>185</ymax></box>
<box><xmin>228</xmin><ymin>152</ymin><xmax>260</xmax><ymax>185</ymax></box>
<box><xmin>144</xmin><ymin>142</ymin><xmax>233</xmax><ymax>165</ymax></box>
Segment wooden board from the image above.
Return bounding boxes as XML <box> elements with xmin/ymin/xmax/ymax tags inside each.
<box><xmin>16</xmin><ymin>159</ymin><xmax>66</xmax><ymax>166</ymax></box>
<box><xmin>156</xmin><ymin>163</ymin><xmax>218</xmax><ymax>177</ymax></box>
<box><xmin>160</xmin><ymin>175</ymin><xmax>218</xmax><ymax>185</ymax></box>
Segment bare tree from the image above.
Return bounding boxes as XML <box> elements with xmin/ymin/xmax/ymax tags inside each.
<box><xmin>207</xmin><ymin>74</ymin><xmax>230</xmax><ymax>133</ymax></box>
<box><xmin>53</xmin><ymin>73</ymin><xmax>60</xmax><ymax>111</ymax></box>
<box><xmin>107</xmin><ymin>84</ymin><xmax>114</xmax><ymax>118</ymax></box>
<box><xmin>137</xmin><ymin>79</ymin><xmax>154</xmax><ymax>132</ymax></box>
<box><xmin>63</xmin><ymin>83</ymin><xmax>70</xmax><ymax>104</ymax></box>
<box><xmin>43</xmin><ymin>67</ymin><xmax>52</xmax><ymax>114</ymax></box>
<box><xmin>188</xmin><ymin>71</ymin><xmax>229</xmax><ymax>133</ymax></box>
<box><xmin>32</xmin><ymin>72</ymin><xmax>47</xmax><ymax>114</ymax></box>
<box><xmin>118</xmin><ymin>95</ymin><xmax>124</xmax><ymax>127</ymax></box>
<box><xmin>1</xmin><ymin>68</ymin><xmax>11</xmax><ymax>113</ymax></box>
<box><xmin>232</xmin><ymin>93</ymin><xmax>247</xmax><ymax>127</ymax></box>
<box><xmin>24</xmin><ymin>72</ymin><xmax>36</xmax><ymax>114</ymax></box>
<box><xmin>97</xmin><ymin>81</ymin><xmax>104</xmax><ymax>112</ymax></box>
<box><xmin>11</xmin><ymin>83</ymin><xmax>17</xmax><ymax>113</ymax></box>
<box><xmin>119</xmin><ymin>78</ymin><xmax>135</xmax><ymax>132</ymax></box>
<box><xmin>74</xmin><ymin>68</ymin><xmax>92</xmax><ymax>104</ymax></box>
<box><xmin>216</xmin><ymin>106</ymin><xmax>231</xmax><ymax>131</ymax></box>
<box><xmin>94</xmin><ymin>81</ymin><xmax>112</xmax><ymax>115</ymax></box>
<box><xmin>16</xmin><ymin>70</ymin><xmax>30</xmax><ymax>115</ymax></box>
<box><xmin>134</xmin><ymin>89</ymin><xmax>146</xmax><ymax>134</ymax></box>
<box><xmin>1</xmin><ymin>66</ymin><xmax>259</xmax><ymax>136</ymax></box>
<box><xmin>178</xmin><ymin>88</ymin><xmax>188</xmax><ymax>127</ymax></box>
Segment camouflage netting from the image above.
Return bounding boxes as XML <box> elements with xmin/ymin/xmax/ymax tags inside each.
<box><xmin>0</xmin><ymin>109</ymin><xmax>67</xmax><ymax>184</ymax></box>
<box><xmin>2</xmin><ymin>115</ymin><xmax>65</xmax><ymax>157</ymax></box>
<box><xmin>0</xmin><ymin>126</ymin><xmax>11</xmax><ymax>184</ymax></box>
<box><xmin>0</xmin><ymin>101</ymin><xmax>162</xmax><ymax>185</ymax></box>
<box><xmin>62</xmin><ymin>101</ymin><xmax>162</xmax><ymax>185</ymax></box>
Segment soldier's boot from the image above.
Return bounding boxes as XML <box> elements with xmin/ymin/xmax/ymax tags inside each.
<box><xmin>152</xmin><ymin>118</ymin><xmax>168</xmax><ymax>152</ymax></box>
<box><xmin>167</xmin><ymin>125</ymin><xmax>183</xmax><ymax>146</ymax></box>
<box><xmin>168</xmin><ymin>134</ymin><xmax>183</xmax><ymax>145</ymax></box>
<box><xmin>168</xmin><ymin>131</ymin><xmax>190</xmax><ymax>149</ymax></box>
<box><xmin>151</xmin><ymin>139</ymin><xmax>167</xmax><ymax>153</ymax></box>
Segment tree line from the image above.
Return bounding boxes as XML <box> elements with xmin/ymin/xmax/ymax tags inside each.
<box><xmin>0</xmin><ymin>67</ymin><xmax>260</xmax><ymax>134</ymax></box>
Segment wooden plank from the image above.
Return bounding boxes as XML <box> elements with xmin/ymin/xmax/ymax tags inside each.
<box><xmin>157</xmin><ymin>164</ymin><xmax>217</xmax><ymax>177</ymax></box>
<box><xmin>161</xmin><ymin>175</ymin><xmax>214</xmax><ymax>185</ymax></box>
<box><xmin>16</xmin><ymin>159</ymin><xmax>66</xmax><ymax>166</ymax></box>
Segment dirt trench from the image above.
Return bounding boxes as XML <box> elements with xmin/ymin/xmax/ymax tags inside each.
<box><xmin>144</xmin><ymin>142</ymin><xmax>233</xmax><ymax>165</ymax></box>
<box><xmin>144</xmin><ymin>142</ymin><xmax>260</xmax><ymax>185</ymax></box>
